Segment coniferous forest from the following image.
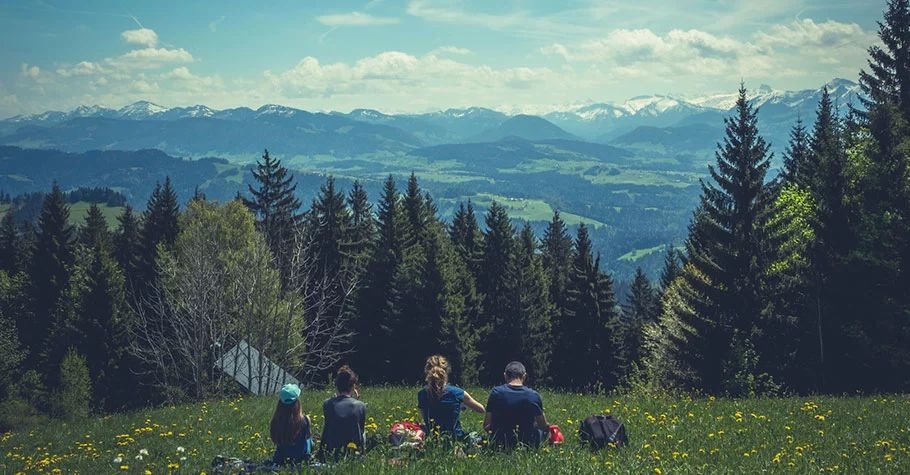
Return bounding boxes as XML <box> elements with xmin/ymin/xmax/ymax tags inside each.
<box><xmin>1</xmin><ymin>0</ymin><xmax>910</xmax><ymax>427</ymax></box>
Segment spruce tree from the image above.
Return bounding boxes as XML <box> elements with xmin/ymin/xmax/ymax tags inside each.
<box><xmin>514</xmin><ymin>223</ymin><xmax>554</xmax><ymax>382</ymax></box>
<box><xmin>347</xmin><ymin>180</ymin><xmax>375</xmax><ymax>275</ymax></box>
<box><xmin>0</xmin><ymin>210</ymin><xmax>19</xmax><ymax>274</ymax></box>
<box><xmin>307</xmin><ymin>176</ymin><xmax>353</xmax><ymax>279</ymax></box>
<box><xmin>79</xmin><ymin>203</ymin><xmax>110</xmax><ymax>251</ymax></box>
<box><xmin>25</xmin><ymin>183</ymin><xmax>74</xmax><ymax>369</ymax></box>
<box><xmin>137</xmin><ymin>178</ymin><xmax>180</xmax><ymax>291</ymax></box>
<box><xmin>647</xmin><ymin>85</ymin><xmax>774</xmax><ymax>394</ymax></box>
<box><xmin>353</xmin><ymin>175</ymin><xmax>405</xmax><ymax>381</ymax></box>
<box><xmin>541</xmin><ymin>210</ymin><xmax>574</xmax><ymax>360</ymax></box>
<box><xmin>658</xmin><ymin>246</ymin><xmax>682</xmax><ymax>292</ymax></box>
<box><xmin>781</xmin><ymin>117</ymin><xmax>811</xmax><ymax>188</ymax></box>
<box><xmin>113</xmin><ymin>205</ymin><xmax>142</xmax><ymax>288</ymax></box>
<box><xmin>620</xmin><ymin>268</ymin><xmax>659</xmax><ymax>380</ymax></box>
<box><xmin>477</xmin><ymin>201</ymin><xmax>517</xmax><ymax>384</ymax></box>
<box><xmin>449</xmin><ymin>201</ymin><xmax>483</xmax><ymax>277</ymax></box>
<box><xmin>852</xmin><ymin>0</ymin><xmax>910</xmax><ymax>391</ymax></box>
<box><xmin>243</xmin><ymin>149</ymin><xmax>303</xmax><ymax>285</ymax></box>
<box><xmin>557</xmin><ymin>224</ymin><xmax>621</xmax><ymax>390</ymax></box>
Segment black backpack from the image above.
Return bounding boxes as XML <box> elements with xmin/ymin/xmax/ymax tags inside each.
<box><xmin>579</xmin><ymin>414</ymin><xmax>628</xmax><ymax>448</ymax></box>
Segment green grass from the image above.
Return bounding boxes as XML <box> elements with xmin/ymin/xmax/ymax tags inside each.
<box><xmin>68</xmin><ymin>202</ymin><xmax>125</xmax><ymax>229</ymax></box>
<box><xmin>2</xmin><ymin>387</ymin><xmax>907</xmax><ymax>474</ymax></box>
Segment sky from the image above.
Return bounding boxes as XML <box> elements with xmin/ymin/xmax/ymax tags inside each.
<box><xmin>0</xmin><ymin>0</ymin><xmax>885</xmax><ymax>117</ymax></box>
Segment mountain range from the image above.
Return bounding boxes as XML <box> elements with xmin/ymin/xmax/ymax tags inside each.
<box><xmin>0</xmin><ymin>79</ymin><xmax>862</xmax><ymax>160</ymax></box>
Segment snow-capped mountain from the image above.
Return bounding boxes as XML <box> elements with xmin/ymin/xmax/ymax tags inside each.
<box><xmin>117</xmin><ymin>100</ymin><xmax>168</xmax><ymax>119</ymax></box>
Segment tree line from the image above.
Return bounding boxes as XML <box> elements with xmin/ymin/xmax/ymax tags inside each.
<box><xmin>1</xmin><ymin>0</ymin><xmax>909</xmax><ymax>425</ymax></box>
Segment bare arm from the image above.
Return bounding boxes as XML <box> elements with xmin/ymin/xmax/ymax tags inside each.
<box><xmin>535</xmin><ymin>413</ymin><xmax>549</xmax><ymax>430</ymax></box>
<box><xmin>462</xmin><ymin>391</ymin><xmax>485</xmax><ymax>414</ymax></box>
<box><xmin>483</xmin><ymin>412</ymin><xmax>493</xmax><ymax>432</ymax></box>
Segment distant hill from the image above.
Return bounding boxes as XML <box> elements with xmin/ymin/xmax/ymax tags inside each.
<box><xmin>612</xmin><ymin>123</ymin><xmax>723</xmax><ymax>152</ymax></box>
<box><xmin>469</xmin><ymin>115</ymin><xmax>577</xmax><ymax>143</ymax></box>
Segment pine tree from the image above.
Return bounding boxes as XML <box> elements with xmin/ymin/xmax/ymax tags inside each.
<box><xmin>541</xmin><ymin>210</ymin><xmax>574</xmax><ymax>360</ymax></box>
<box><xmin>25</xmin><ymin>183</ymin><xmax>74</xmax><ymax>369</ymax></box>
<box><xmin>347</xmin><ymin>180</ymin><xmax>375</xmax><ymax>275</ymax></box>
<box><xmin>658</xmin><ymin>246</ymin><xmax>682</xmax><ymax>292</ymax></box>
<box><xmin>647</xmin><ymin>85</ymin><xmax>774</xmax><ymax>395</ymax></box>
<box><xmin>0</xmin><ymin>210</ymin><xmax>19</xmax><ymax>274</ymax></box>
<box><xmin>514</xmin><ymin>223</ymin><xmax>554</xmax><ymax>382</ymax></box>
<box><xmin>137</xmin><ymin>178</ymin><xmax>180</xmax><ymax>291</ymax></box>
<box><xmin>619</xmin><ymin>268</ymin><xmax>659</xmax><ymax>380</ymax></box>
<box><xmin>449</xmin><ymin>201</ymin><xmax>483</xmax><ymax>276</ymax></box>
<box><xmin>243</xmin><ymin>149</ymin><xmax>303</xmax><ymax>285</ymax></box>
<box><xmin>306</xmin><ymin>176</ymin><xmax>353</xmax><ymax>279</ymax></box>
<box><xmin>781</xmin><ymin>117</ymin><xmax>811</xmax><ymax>188</ymax></box>
<box><xmin>556</xmin><ymin>224</ymin><xmax>621</xmax><ymax>390</ymax></box>
<box><xmin>477</xmin><ymin>201</ymin><xmax>518</xmax><ymax>385</ymax></box>
<box><xmin>79</xmin><ymin>203</ymin><xmax>110</xmax><ymax>250</ymax></box>
<box><xmin>353</xmin><ymin>176</ymin><xmax>406</xmax><ymax>381</ymax></box>
<box><xmin>113</xmin><ymin>205</ymin><xmax>142</xmax><ymax>287</ymax></box>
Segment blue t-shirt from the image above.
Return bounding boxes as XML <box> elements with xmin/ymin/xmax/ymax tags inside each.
<box><xmin>486</xmin><ymin>384</ymin><xmax>544</xmax><ymax>448</ymax></box>
<box><xmin>272</xmin><ymin>417</ymin><xmax>313</xmax><ymax>465</ymax></box>
<box><xmin>417</xmin><ymin>384</ymin><xmax>466</xmax><ymax>438</ymax></box>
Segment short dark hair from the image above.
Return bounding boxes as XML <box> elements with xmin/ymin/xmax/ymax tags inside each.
<box><xmin>504</xmin><ymin>361</ymin><xmax>527</xmax><ymax>381</ymax></box>
<box><xmin>335</xmin><ymin>365</ymin><xmax>358</xmax><ymax>393</ymax></box>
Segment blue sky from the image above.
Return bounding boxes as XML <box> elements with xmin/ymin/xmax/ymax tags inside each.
<box><xmin>0</xmin><ymin>0</ymin><xmax>885</xmax><ymax>117</ymax></box>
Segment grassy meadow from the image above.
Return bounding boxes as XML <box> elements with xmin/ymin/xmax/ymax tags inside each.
<box><xmin>1</xmin><ymin>387</ymin><xmax>908</xmax><ymax>474</ymax></box>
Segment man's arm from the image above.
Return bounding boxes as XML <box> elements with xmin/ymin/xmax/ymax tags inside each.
<box><xmin>483</xmin><ymin>412</ymin><xmax>493</xmax><ymax>431</ymax></box>
<box><xmin>534</xmin><ymin>413</ymin><xmax>549</xmax><ymax>430</ymax></box>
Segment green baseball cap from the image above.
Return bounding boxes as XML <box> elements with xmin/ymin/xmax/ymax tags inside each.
<box><xmin>279</xmin><ymin>383</ymin><xmax>301</xmax><ymax>405</ymax></box>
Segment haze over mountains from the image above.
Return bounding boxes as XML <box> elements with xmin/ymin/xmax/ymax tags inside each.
<box><xmin>0</xmin><ymin>79</ymin><xmax>861</xmax><ymax>159</ymax></box>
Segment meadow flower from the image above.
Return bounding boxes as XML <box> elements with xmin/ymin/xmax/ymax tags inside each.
<box><xmin>139</xmin><ymin>448</ymin><xmax>149</xmax><ymax>456</ymax></box>
<box><xmin>112</xmin><ymin>456</ymin><xmax>123</xmax><ymax>463</ymax></box>
<box><xmin>135</xmin><ymin>454</ymin><xmax>143</xmax><ymax>461</ymax></box>
<box><xmin>176</xmin><ymin>446</ymin><xmax>185</xmax><ymax>453</ymax></box>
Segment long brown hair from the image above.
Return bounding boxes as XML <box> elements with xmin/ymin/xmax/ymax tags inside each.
<box><xmin>270</xmin><ymin>399</ymin><xmax>305</xmax><ymax>446</ymax></box>
<box><xmin>424</xmin><ymin>355</ymin><xmax>449</xmax><ymax>400</ymax></box>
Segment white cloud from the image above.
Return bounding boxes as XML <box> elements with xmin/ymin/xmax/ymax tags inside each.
<box><xmin>121</xmin><ymin>28</ymin><xmax>159</xmax><ymax>48</ymax></box>
<box><xmin>56</xmin><ymin>61</ymin><xmax>105</xmax><ymax>77</ymax></box>
<box><xmin>209</xmin><ymin>16</ymin><xmax>226</xmax><ymax>33</ymax></box>
<box><xmin>132</xmin><ymin>79</ymin><xmax>159</xmax><ymax>93</ymax></box>
<box><xmin>161</xmin><ymin>67</ymin><xmax>223</xmax><ymax>91</ymax></box>
<box><xmin>110</xmin><ymin>48</ymin><xmax>194</xmax><ymax>68</ymax></box>
<box><xmin>756</xmin><ymin>19</ymin><xmax>874</xmax><ymax>49</ymax></box>
<box><xmin>428</xmin><ymin>46</ymin><xmax>471</xmax><ymax>56</ymax></box>
<box><xmin>317</xmin><ymin>11</ymin><xmax>399</xmax><ymax>26</ymax></box>
<box><xmin>20</xmin><ymin>64</ymin><xmax>40</xmax><ymax>79</ymax></box>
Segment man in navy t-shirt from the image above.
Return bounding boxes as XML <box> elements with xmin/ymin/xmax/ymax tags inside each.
<box><xmin>484</xmin><ymin>361</ymin><xmax>550</xmax><ymax>448</ymax></box>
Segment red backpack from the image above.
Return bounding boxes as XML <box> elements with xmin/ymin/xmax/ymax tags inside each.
<box><xmin>388</xmin><ymin>421</ymin><xmax>425</xmax><ymax>448</ymax></box>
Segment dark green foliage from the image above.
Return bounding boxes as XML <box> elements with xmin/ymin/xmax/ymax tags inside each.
<box><xmin>0</xmin><ymin>211</ymin><xmax>19</xmax><ymax>274</ymax></box>
<box><xmin>555</xmin><ymin>224</ymin><xmax>621</xmax><ymax>390</ymax></box>
<box><xmin>541</xmin><ymin>210</ymin><xmax>574</xmax><ymax>353</ymax></box>
<box><xmin>649</xmin><ymin>85</ymin><xmax>774</xmax><ymax>395</ymax></box>
<box><xmin>137</xmin><ymin>177</ymin><xmax>179</xmax><ymax>290</ymax></box>
<box><xmin>78</xmin><ymin>203</ymin><xmax>110</xmax><ymax>251</ymax></box>
<box><xmin>307</xmin><ymin>176</ymin><xmax>353</xmax><ymax>279</ymax></box>
<box><xmin>781</xmin><ymin>117</ymin><xmax>812</xmax><ymax>188</ymax></box>
<box><xmin>513</xmin><ymin>223</ymin><xmax>554</xmax><ymax>383</ymax></box>
<box><xmin>658</xmin><ymin>246</ymin><xmax>682</xmax><ymax>292</ymax></box>
<box><xmin>243</xmin><ymin>149</ymin><xmax>302</xmax><ymax>285</ymax></box>
<box><xmin>477</xmin><ymin>201</ymin><xmax>518</xmax><ymax>385</ymax></box>
<box><xmin>449</xmin><ymin>201</ymin><xmax>483</xmax><ymax>277</ymax></box>
<box><xmin>49</xmin><ymin>348</ymin><xmax>91</xmax><ymax>421</ymax></box>
<box><xmin>347</xmin><ymin>180</ymin><xmax>375</xmax><ymax>275</ymax></box>
<box><xmin>619</xmin><ymin>268</ymin><xmax>659</xmax><ymax>380</ymax></box>
<box><xmin>113</xmin><ymin>205</ymin><xmax>141</xmax><ymax>288</ymax></box>
<box><xmin>25</xmin><ymin>183</ymin><xmax>74</xmax><ymax>370</ymax></box>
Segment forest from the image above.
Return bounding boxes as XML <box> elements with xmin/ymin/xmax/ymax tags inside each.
<box><xmin>0</xmin><ymin>0</ymin><xmax>909</xmax><ymax>430</ymax></box>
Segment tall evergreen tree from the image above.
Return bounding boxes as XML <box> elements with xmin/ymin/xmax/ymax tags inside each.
<box><xmin>137</xmin><ymin>178</ymin><xmax>180</xmax><ymax>291</ymax></box>
<box><xmin>25</xmin><ymin>183</ymin><xmax>75</xmax><ymax>369</ymax></box>
<box><xmin>353</xmin><ymin>176</ymin><xmax>406</xmax><ymax>381</ymax></box>
<box><xmin>113</xmin><ymin>205</ymin><xmax>142</xmax><ymax>287</ymax></box>
<box><xmin>541</xmin><ymin>210</ymin><xmax>574</xmax><ymax>358</ymax></box>
<box><xmin>781</xmin><ymin>117</ymin><xmax>812</xmax><ymax>188</ymax></box>
<box><xmin>556</xmin><ymin>224</ymin><xmax>621</xmax><ymax>390</ymax></box>
<box><xmin>513</xmin><ymin>223</ymin><xmax>554</xmax><ymax>382</ymax></box>
<box><xmin>853</xmin><ymin>0</ymin><xmax>910</xmax><ymax>391</ymax></box>
<box><xmin>658</xmin><ymin>246</ymin><xmax>682</xmax><ymax>292</ymax></box>
<box><xmin>477</xmin><ymin>201</ymin><xmax>517</xmax><ymax>384</ymax></box>
<box><xmin>449</xmin><ymin>201</ymin><xmax>483</xmax><ymax>276</ymax></box>
<box><xmin>0</xmin><ymin>210</ymin><xmax>19</xmax><ymax>274</ymax></box>
<box><xmin>79</xmin><ymin>203</ymin><xmax>110</xmax><ymax>250</ymax></box>
<box><xmin>646</xmin><ymin>85</ymin><xmax>774</xmax><ymax>394</ymax></box>
<box><xmin>347</xmin><ymin>180</ymin><xmax>375</xmax><ymax>275</ymax></box>
<box><xmin>619</xmin><ymin>268</ymin><xmax>660</xmax><ymax>380</ymax></box>
<box><xmin>243</xmin><ymin>149</ymin><xmax>303</xmax><ymax>285</ymax></box>
<box><xmin>307</xmin><ymin>176</ymin><xmax>353</xmax><ymax>279</ymax></box>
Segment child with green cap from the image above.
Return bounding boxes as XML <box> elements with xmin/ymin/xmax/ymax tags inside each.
<box><xmin>269</xmin><ymin>383</ymin><xmax>314</xmax><ymax>466</ymax></box>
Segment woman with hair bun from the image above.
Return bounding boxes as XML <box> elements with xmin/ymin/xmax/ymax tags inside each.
<box><xmin>417</xmin><ymin>355</ymin><xmax>485</xmax><ymax>441</ymax></box>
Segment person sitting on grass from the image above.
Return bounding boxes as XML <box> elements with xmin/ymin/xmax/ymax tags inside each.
<box><xmin>418</xmin><ymin>355</ymin><xmax>485</xmax><ymax>442</ymax></box>
<box><xmin>270</xmin><ymin>383</ymin><xmax>313</xmax><ymax>466</ymax></box>
<box><xmin>484</xmin><ymin>361</ymin><xmax>550</xmax><ymax>449</ymax></box>
<box><xmin>318</xmin><ymin>365</ymin><xmax>366</xmax><ymax>462</ymax></box>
